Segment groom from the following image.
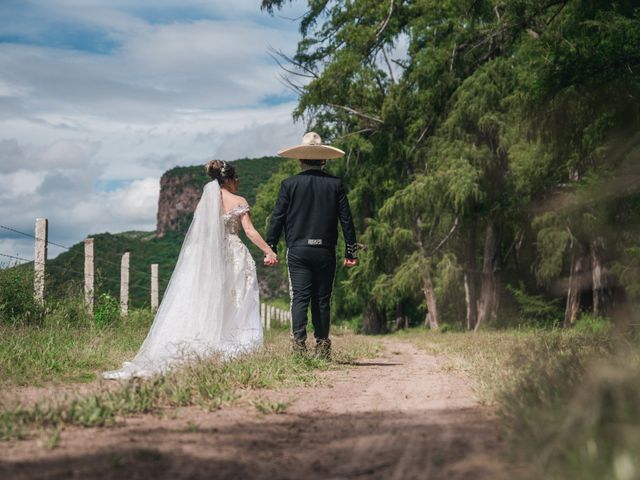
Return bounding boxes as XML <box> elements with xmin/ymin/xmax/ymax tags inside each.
<box><xmin>265</xmin><ymin>132</ymin><xmax>358</xmax><ymax>358</ymax></box>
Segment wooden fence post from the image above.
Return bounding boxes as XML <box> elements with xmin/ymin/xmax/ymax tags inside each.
<box><xmin>266</xmin><ymin>305</ymin><xmax>272</xmax><ymax>331</ymax></box>
<box><xmin>84</xmin><ymin>238</ymin><xmax>94</xmax><ymax>315</ymax></box>
<box><xmin>260</xmin><ymin>303</ymin><xmax>266</xmax><ymax>328</ymax></box>
<box><xmin>151</xmin><ymin>264</ymin><xmax>159</xmax><ymax>312</ymax></box>
<box><xmin>120</xmin><ymin>252</ymin><xmax>130</xmax><ymax>316</ymax></box>
<box><xmin>34</xmin><ymin>218</ymin><xmax>47</xmax><ymax>305</ymax></box>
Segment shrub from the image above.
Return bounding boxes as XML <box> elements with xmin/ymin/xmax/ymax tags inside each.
<box><xmin>94</xmin><ymin>293</ymin><xmax>120</xmax><ymax>328</ymax></box>
<box><xmin>44</xmin><ymin>295</ymin><xmax>92</xmax><ymax>327</ymax></box>
<box><xmin>438</xmin><ymin>323</ymin><xmax>464</xmax><ymax>333</ymax></box>
<box><xmin>506</xmin><ymin>282</ymin><xmax>562</xmax><ymax>327</ymax></box>
<box><xmin>574</xmin><ymin>314</ymin><xmax>611</xmax><ymax>335</ymax></box>
<box><xmin>0</xmin><ymin>265</ymin><xmax>43</xmax><ymax>325</ymax></box>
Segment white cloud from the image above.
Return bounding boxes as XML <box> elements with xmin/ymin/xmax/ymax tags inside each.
<box><xmin>0</xmin><ymin>176</ymin><xmax>159</xmax><ymax>262</ymax></box>
<box><xmin>0</xmin><ymin>1</ymin><xmax>308</xmax><ymax>263</ymax></box>
<box><xmin>0</xmin><ymin>79</ymin><xmax>30</xmax><ymax>98</ymax></box>
<box><xmin>0</xmin><ymin>170</ymin><xmax>45</xmax><ymax>199</ymax></box>
<box><xmin>215</xmin><ymin>119</ymin><xmax>305</xmax><ymax>159</ymax></box>
<box><xmin>70</xmin><ymin>177</ymin><xmax>159</xmax><ymax>230</ymax></box>
<box><xmin>34</xmin><ymin>140</ymin><xmax>101</xmax><ymax>171</ymax></box>
<box><xmin>0</xmin><ymin>138</ymin><xmax>26</xmax><ymax>173</ymax></box>
<box><xmin>0</xmin><ymin>237</ymin><xmax>35</xmax><ymax>266</ymax></box>
<box><xmin>0</xmin><ymin>20</ymin><xmax>298</xmax><ymax>120</ymax></box>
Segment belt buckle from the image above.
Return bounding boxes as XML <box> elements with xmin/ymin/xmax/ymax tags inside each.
<box><xmin>307</xmin><ymin>239</ymin><xmax>323</xmax><ymax>246</ymax></box>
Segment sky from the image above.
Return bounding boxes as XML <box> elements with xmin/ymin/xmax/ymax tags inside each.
<box><xmin>0</xmin><ymin>0</ymin><xmax>307</xmax><ymax>262</ymax></box>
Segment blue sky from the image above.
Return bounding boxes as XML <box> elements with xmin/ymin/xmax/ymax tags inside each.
<box><xmin>0</xmin><ymin>0</ymin><xmax>307</xmax><ymax>261</ymax></box>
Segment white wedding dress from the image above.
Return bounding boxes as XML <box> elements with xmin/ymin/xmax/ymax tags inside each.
<box><xmin>103</xmin><ymin>181</ymin><xmax>263</xmax><ymax>379</ymax></box>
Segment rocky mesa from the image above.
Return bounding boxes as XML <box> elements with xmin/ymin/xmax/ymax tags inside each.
<box><xmin>156</xmin><ymin>157</ymin><xmax>284</xmax><ymax>238</ymax></box>
<box><xmin>156</xmin><ymin>167</ymin><xmax>209</xmax><ymax>238</ymax></box>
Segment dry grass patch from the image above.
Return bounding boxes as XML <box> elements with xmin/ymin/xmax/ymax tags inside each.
<box><xmin>396</xmin><ymin>321</ymin><xmax>640</xmax><ymax>479</ymax></box>
<box><xmin>0</xmin><ymin>329</ymin><xmax>378</xmax><ymax>442</ymax></box>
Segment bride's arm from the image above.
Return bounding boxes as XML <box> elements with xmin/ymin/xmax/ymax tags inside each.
<box><xmin>240</xmin><ymin>210</ymin><xmax>278</xmax><ymax>259</ymax></box>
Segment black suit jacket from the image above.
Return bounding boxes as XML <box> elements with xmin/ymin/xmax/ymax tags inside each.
<box><xmin>266</xmin><ymin>169</ymin><xmax>358</xmax><ymax>259</ymax></box>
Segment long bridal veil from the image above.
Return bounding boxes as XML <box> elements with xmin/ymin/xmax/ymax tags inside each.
<box><xmin>103</xmin><ymin>181</ymin><xmax>231</xmax><ymax>379</ymax></box>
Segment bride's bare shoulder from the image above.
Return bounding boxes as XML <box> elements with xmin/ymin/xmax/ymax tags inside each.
<box><xmin>229</xmin><ymin>192</ymin><xmax>249</xmax><ymax>208</ymax></box>
<box><xmin>221</xmin><ymin>191</ymin><xmax>249</xmax><ymax>212</ymax></box>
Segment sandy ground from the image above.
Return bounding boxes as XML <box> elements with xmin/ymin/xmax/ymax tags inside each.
<box><xmin>0</xmin><ymin>338</ymin><xmax>524</xmax><ymax>480</ymax></box>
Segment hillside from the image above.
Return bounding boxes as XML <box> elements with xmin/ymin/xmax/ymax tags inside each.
<box><xmin>47</xmin><ymin>156</ymin><xmax>286</xmax><ymax>308</ymax></box>
<box><xmin>157</xmin><ymin>156</ymin><xmax>282</xmax><ymax>237</ymax></box>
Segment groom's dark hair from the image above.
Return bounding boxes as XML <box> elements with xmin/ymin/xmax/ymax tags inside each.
<box><xmin>301</xmin><ymin>159</ymin><xmax>326</xmax><ymax>167</ymax></box>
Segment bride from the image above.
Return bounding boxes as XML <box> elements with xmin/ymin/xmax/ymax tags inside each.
<box><xmin>103</xmin><ymin>160</ymin><xmax>279</xmax><ymax>379</ymax></box>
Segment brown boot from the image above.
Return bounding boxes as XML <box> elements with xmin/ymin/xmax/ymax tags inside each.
<box><xmin>315</xmin><ymin>339</ymin><xmax>331</xmax><ymax>360</ymax></box>
<box><xmin>291</xmin><ymin>339</ymin><xmax>307</xmax><ymax>355</ymax></box>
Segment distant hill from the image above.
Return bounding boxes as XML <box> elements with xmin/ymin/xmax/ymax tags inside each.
<box><xmin>47</xmin><ymin>230</ymin><xmax>182</xmax><ymax>308</ymax></box>
<box><xmin>47</xmin><ymin>156</ymin><xmax>286</xmax><ymax>308</ymax></box>
<box><xmin>157</xmin><ymin>156</ymin><xmax>283</xmax><ymax>237</ymax></box>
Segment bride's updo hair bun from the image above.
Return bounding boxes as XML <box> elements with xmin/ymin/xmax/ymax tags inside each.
<box><xmin>206</xmin><ymin>159</ymin><xmax>237</xmax><ymax>185</ymax></box>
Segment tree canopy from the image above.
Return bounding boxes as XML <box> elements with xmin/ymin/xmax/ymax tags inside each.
<box><xmin>258</xmin><ymin>0</ymin><xmax>640</xmax><ymax>331</ymax></box>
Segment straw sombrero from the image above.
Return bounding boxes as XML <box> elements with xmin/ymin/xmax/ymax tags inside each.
<box><xmin>277</xmin><ymin>132</ymin><xmax>345</xmax><ymax>160</ymax></box>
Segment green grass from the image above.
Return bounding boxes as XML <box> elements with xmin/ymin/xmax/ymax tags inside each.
<box><xmin>0</xmin><ymin>328</ymin><xmax>377</xmax><ymax>441</ymax></box>
<box><xmin>251</xmin><ymin>398</ymin><xmax>291</xmax><ymax>414</ymax></box>
<box><xmin>398</xmin><ymin>318</ymin><xmax>640</xmax><ymax>479</ymax></box>
<box><xmin>38</xmin><ymin>426</ymin><xmax>61</xmax><ymax>450</ymax></box>
<box><xmin>0</xmin><ymin>304</ymin><xmax>153</xmax><ymax>387</ymax></box>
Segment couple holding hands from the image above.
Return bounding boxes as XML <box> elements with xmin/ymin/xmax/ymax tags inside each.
<box><xmin>104</xmin><ymin>132</ymin><xmax>357</xmax><ymax>380</ymax></box>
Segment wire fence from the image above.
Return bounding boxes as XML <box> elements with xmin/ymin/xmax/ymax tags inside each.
<box><xmin>0</xmin><ymin>219</ymin><xmax>287</xmax><ymax>329</ymax></box>
<box><xmin>0</xmin><ymin>251</ymin><xmax>88</xmax><ymax>278</ymax></box>
<box><xmin>0</xmin><ymin>219</ymin><xmax>159</xmax><ymax>314</ymax></box>
<box><xmin>0</xmin><ymin>224</ymin><xmax>157</xmax><ymax>279</ymax></box>
<box><xmin>0</xmin><ymin>224</ymin><xmax>73</xmax><ymax>250</ymax></box>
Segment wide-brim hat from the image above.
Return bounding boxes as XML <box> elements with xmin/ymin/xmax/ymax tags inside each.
<box><xmin>277</xmin><ymin>132</ymin><xmax>345</xmax><ymax>160</ymax></box>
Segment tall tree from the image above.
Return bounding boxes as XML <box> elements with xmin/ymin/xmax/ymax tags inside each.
<box><xmin>261</xmin><ymin>0</ymin><xmax>640</xmax><ymax>330</ymax></box>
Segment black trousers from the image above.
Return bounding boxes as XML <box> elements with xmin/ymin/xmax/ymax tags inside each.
<box><xmin>286</xmin><ymin>246</ymin><xmax>337</xmax><ymax>343</ymax></box>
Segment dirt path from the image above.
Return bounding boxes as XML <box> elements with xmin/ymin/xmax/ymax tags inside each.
<box><xmin>0</xmin><ymin>338</ymin><xmax>522</xmax><ymax>480</ymax></box>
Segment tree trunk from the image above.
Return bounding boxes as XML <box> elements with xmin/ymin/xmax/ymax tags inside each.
<box><xmin>590</xmin><ymin>237</ymin><xmax>608</xmax><ymax>317</ymax></box>
<box><xmin>363</xmin><ymin>299</ymin><xmax>386</xmax><ymax>334</ymax></box>
<box><xmin>422</xmin><ymin>271</ymin><xmax>439</xmax><ymax>330</ymax></box>
<box><xmin>394</xmin><ymin>302</ymin><xmax>409</xmax><ymax>330</ymax></box>
<box><xmin>464</xmin><ymin>273</ymin><xmax>475</xmax><ymax>330</ymax></box>
<box><xmin>476</xmin><ymin>221</ymin><xmax>499</xmax><ymax>331</ymax></box>
<box><xmin>564</xmin><ymin>247</ymin><xmax>585</xmax><ymax>327</ymax></box>
<box><xmin>464</xmin><ymin>220</ymin><xmax>478</xmax><ymax>330</ymax></box>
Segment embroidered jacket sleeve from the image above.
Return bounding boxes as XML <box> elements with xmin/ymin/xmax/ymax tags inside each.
<box><xmin>337</xmin><ymin>180</ymin><xmax>358</xmax><ymax>260</ymax></box>
<box><xmin>265</xmin><ymin>181</ymin><xmax>288</xmax><ymax>255</ymax></box>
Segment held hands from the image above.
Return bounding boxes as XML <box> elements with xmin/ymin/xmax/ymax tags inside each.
<box><xmin>264</xmin><ymin>251</ymin><xmax>279</xmax><ymax>266</ymax></box>
<box><xmin>343</xmin><ymin>258</ymin><xmax>358</xmax><ymax>268</ymax></box>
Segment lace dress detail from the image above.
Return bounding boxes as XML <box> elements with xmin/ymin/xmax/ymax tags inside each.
<box><xmin>223</xmin><ymin>205</ymin><xmax>257</xmax><ymax>308</ymax></box>
<box><xmin>223</xmin><ymin>204</ymin><xmax>251</xmax><ymax>235</ymax></box>
<box><xmin>219</xmin><ymin>205</ymin><xmax>262</xmax><ymax>349</ymax></box>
